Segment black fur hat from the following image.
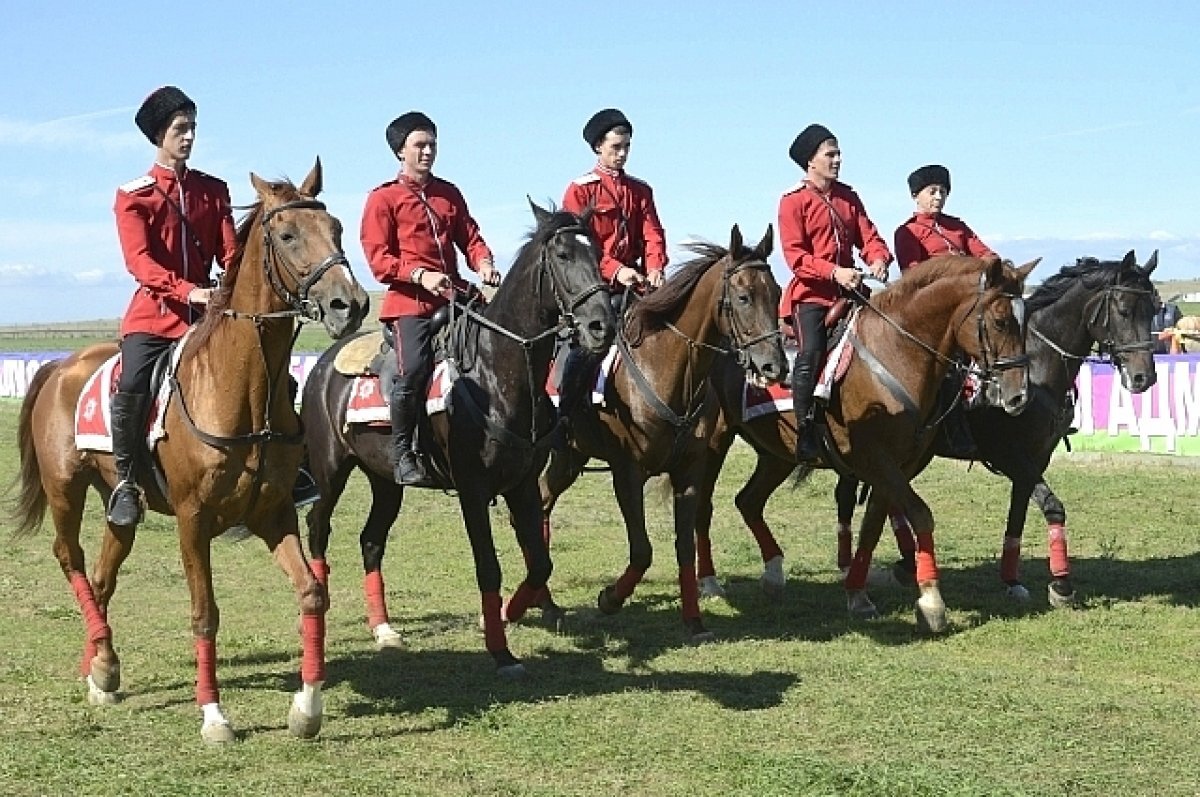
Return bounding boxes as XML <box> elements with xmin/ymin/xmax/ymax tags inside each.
<box><xmin>788</xmin><ymin>124</ymin><xmax>835</xmax><ymax>169</ymax></box>
<box><xmin>135</xmin><ymin>86</ymin><xmax>195</xmax><ymax>144</ymax></box>
<box><xmin>386</xmin><ymin>111</ymin><xmax>437</xmax><ymax>153</ymax></box>
<box><xmin>908</xmin><ymin>164</ymin><xmax>951</xmax><ymax>195</ymax></box>
<box><xmin>583</xmin><ymin>108</ymin><xmax>632</xmax><ymax>149</ymax></box>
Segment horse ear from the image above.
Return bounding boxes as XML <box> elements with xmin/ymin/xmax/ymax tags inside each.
<box><xmin>1142</xmin><ymin>250</ymin><xmax>1159</xmax><ymax>276</ymax></box>
<box><xmin>1012</xmin><ymin>257</ymin><xmax>1040</xmax><ymax>284</ymax></box>
<box><xmin>754</xmin><ymin>224</ymin><xmax>774</xmax><ymax>260</ymax></box>
<box><xmin>728</xmin><ymin>224</ymin><xmax>744</xmax><ymax>256</ymax></box>
<box><xmin>527</xmin><ymin>195</ymin><xmax>552</xmax><ymax>227</ymax></box>
<box><xmin>1120</xmin><ymin>249</ymin><xmax>1137</xmax><ymax>272</ymax></box>
<box><xmin>250</xmin><ymin>172</ymin><xmax>272</xmax><ymax>202</ymax></box>
<box><xmin>298</xmin><ymin>157</ymin><xmax>323</xmax><ymax>198</ymax></box>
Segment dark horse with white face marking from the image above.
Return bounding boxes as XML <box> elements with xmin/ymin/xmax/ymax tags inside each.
<box><xmin>301</xmin><ymin>202</ymin><xmax>614</xmax><ymax>675</ymax></box>
<box><xmin>697</xmin><ymin>252</ymin><xmax>1156</xmax><ymax>613</ymax></box>
<box><xmin>11</xmin><ymin>161</ymin><xmax>370</xmax><ymax>743</ymax></box>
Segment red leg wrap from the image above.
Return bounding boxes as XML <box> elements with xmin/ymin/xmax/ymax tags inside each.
<box><xmin>1000</xmin><ymin>536</ymin><xmax>1022</xmax><ymax>582</ymax></box>
<box><xmin>679</xmin><ymin>564</ymin><xmax>701</xmax><ymax>620</ymax></box>
<box><xmin>69</xmin><ymin>571</ymin><xmax>111</xmax><ymax>645</ymax></box>
<box><xmin>915</xmin><ymin>531</ymin><xmax>939</xmax><ymax>584</ymax></box>
<box><xmin>364</xmin><ymin>569</ymin><xmax>388</xmax><ymax>629</ymax></box>
<box><xmin>195</xmin><ymin>637</ymin><xmax>219</xmax><ymax>706</ymax></box>
<box><xmin>844</xmin><ymin>548</ymin><xmax>873</xmax><ymax>590</ymax></box>
<box><xmin>300</xmin><ymin>613</ymin><xmax>326</xmax><ymax>684</ymax></box>
<box><xmin>748</xmin><ymin>518</ymin><xmax>784</xmax><ymax>562</ymax></box>
<box><xmin>310</xmin><ymin>558</ymin><xmax>329</xmax><ymax>587</ymax></box>
<box><xmin>1048</xmin><ymin>523</ymin><xmax>1070</xmax><ymax>579</ymax></box>
<box><xmin>504</xmin><ymin>582</ymin><xmax>536</xmax><ymax>623</ymax></box>
<box><xmin>614</xmin><ymin>566</ymin><xmax>645</xmax><ymax>600</ymax></box>
<box><xmin>481</xmin><ymin>591</ymin><xmax>507</xmax><ymax>653</ymax></box>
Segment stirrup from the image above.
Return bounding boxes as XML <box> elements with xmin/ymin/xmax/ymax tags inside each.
<box><xmin>292</xmin><ymin>467</ymin><xmax>321</xmax><ymax>509</ymax></box>
<box><xmin>394</xmin><ymin>452</ymin><xmax>434</xmax><ymax>488</ymax></box>
<box><xmin>106</xmin><ymin>480</ymin><xmax>144</xmax><ymax>526</ymax></box>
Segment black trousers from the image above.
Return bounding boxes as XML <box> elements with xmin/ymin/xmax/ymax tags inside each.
<box><xmin>389</xmin><ymin>317</ymin><xmax>434</xmax><ymax>392</ymax></box>
<box><xmin>790</xmin><ymin>303</ymin><xmax>829</xmax><ymax>419</ymax></box>
<box><xmin>117</xmin><ymin>333</ymin><xmax>175</xmax><ymax>394</ymax></box>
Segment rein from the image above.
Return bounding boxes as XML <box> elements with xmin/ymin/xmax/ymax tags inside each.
<box><xmin>1028</xmin><ymin>283</ymin><xmax>1155</xmax><ymax>363</ymax></box>
<box><xmin>847</xmin><ymin>268</ymin><xmax>1028</xmax><ymax>427</ymax></box>
<box><xmin>621</xmin><ymin>256</ymin><xmax>779</xmax><ymax>464</ymax></box>
<box><xmin>447</xmin><ymin>224</ymin><xmax>609</xmax><ymax>453</ymax></box>
<box><xmin>170</xmin><ymin>197</ymin><xmax>346</xmax><ymax>520</ymax></box>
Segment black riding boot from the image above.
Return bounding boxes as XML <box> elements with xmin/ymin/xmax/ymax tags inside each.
<box><xmin>939</xmin><ymin>376</ymin><xmax>976</xmax><ymax>458</ymax></box>
<box><xmin>389</xmin><ymin>379</ymin><xmax>433</xmax><ymax>487</ymax></box>
<box><xmin>791</xmin><ymin>370</ymin><xmax>821</xmax><ymax>463</ymax></box>
<box><xmin>554</xmin><ymin>346</ymin><xmax>595</xmax><ymax>449</ymax></box>
<box><xmin>107</xmin><ymin>391</ymin><xmax>147</xmax><ymax>526</ymax></box>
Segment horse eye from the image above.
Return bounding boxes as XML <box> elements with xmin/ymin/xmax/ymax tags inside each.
<box><xmin>280</xmin><ymin>231</ymin><xmax>296</xmax><ymax>243</ymax></box>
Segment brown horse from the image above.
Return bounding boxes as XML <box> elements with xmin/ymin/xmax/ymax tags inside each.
<box><xmin>10</xmin><ymin>160</ymin><xmax>369</xmax><ymax>743</ymax></box>
<box><xmin>537</xmin><ymin>225</ymin><xmax>788</xmax><ymax>643</ymax></box>
<box><xmin>701</xmin><ymin>255</ymin><xmax>1037</xmax><ymax>632</ymax></box>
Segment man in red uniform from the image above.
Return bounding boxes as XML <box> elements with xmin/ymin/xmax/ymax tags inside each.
<box><xmin>778</xmin><ymin>124</ymin><xmax>892</xmax><ymax>462</ymax></box>
<box><xmin>894</xmin><ymin>164</ymin><xmax>998</xmax><ymax>271</ymax></box>
<box><xmin>361</xmin><ymin>111</ymin><xmax>500</xmax><ymax>486</ymax></box>
<box><xmin>108</xmin><ymin>86</ymin><xmax>239</xmax><ymax>526</ymax></box>
<box><xmin>555</xmin><ymin>108</ymin><xmax>668</xmax><ymax>433</ymax></box>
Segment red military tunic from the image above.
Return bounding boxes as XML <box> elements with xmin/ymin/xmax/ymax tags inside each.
<box><xmin>894</xmin><ymin>212</ymin><xmax>996</xmax><ymax>272</ymax></box>
<box><xmin>562</xmin><ymin>165</ymin><xmax>668</xmax><ymax>284</ymax></box>
<box><xmin>361</xmin><ymin>173</ymin><xmax>493</xmax><ymax>321</ymax></box>
<box><xmin>114</xmin><ymin>163</ymin><xmax>237</xmax><ymax>339</ymax></box>
<box><xmin>777</xmin><ymin>180</ymin><xmax>892</xmax><ymax>315</ymax></box>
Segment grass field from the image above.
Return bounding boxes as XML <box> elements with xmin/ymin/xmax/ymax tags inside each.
<box><xmin>2</xmin><ymin>396</ymin><xmax>1200</xmax><ymax>796</ymax></box>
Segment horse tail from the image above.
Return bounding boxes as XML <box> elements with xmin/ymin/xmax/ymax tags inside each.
<box><xmin>9</xmin><ymin>360</ymin><xmax>60</xmax><ymax>538</ymax></box>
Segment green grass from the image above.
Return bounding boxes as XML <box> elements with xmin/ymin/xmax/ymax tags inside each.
<box><xmin>2</xmin><ymin>397</ymin><xmax>1199</xmax><ymax>796</ymax></box>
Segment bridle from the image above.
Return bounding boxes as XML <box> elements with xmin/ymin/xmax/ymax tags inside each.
<box><xmin>661</xmin><ymin>256</ymin><xmax>782</xmax><ymax>371</ymax></box>
<box><xmin>170</xmin><ymin>196</ymin><xmax>354</xmax><ymax>521</ymax></box>
<box><xmin>1029</xmin><ymin>280</ymin><xmax>1155</xmax><ymax>366</ymax></box>
<box><xmin>848</xmin><ymin>268</ymin><xmax>1029</xmax><ymax>422</ymax></box>
<box><xmin>447</xmin><ymin>222</ymin><xmax>611</xmax><ymax>451</ymax></box>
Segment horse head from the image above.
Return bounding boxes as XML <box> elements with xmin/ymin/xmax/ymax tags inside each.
<box><xmin>718</xmin><ymin>224</ymin><xmax>787</xmax><ymax>387</ymax></box>
<box><xmin>1094</xmin><ymin>249</ymin><xmax>1158</xmax><ymax>392</ymax></box>
<box><xmin>961</xmin><ymin>257</ymin><xmax>1038</xmax><ymax>415</ymax></box>
<box><xmin>249</xmin><ymin>158</ymin><xmax>369</xmax><ymax>339</ymax></box>
<box><xmin>526</xmin><ymin>198</ymin><xmax>615</xmax><ymax>355</ymax></box>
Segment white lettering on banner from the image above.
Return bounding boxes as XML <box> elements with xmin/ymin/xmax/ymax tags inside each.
<box><xmin>1072</xmin><ymin>357</ymin><xmax>1200</xmax><ymax>453</ymax></box>
<box><xmin>0</xmin><ymin>354</ymin><xmax>323</xmax><ymax>400</ymax></box>
<box><xmin>1073</xmin><ymin>365</ymin><xmax>1093</xmax><ymax>435</ymax></box>
<box><xmin>1175</xmin><ymin>360</ymin><xmax>1200</xmax><ymax>436</ymax></box>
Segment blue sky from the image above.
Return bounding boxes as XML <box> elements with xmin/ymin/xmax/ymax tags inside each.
<box><xmin>1</xmin><ymin>2</ymin><xmax>1198</xmax><ymax>324</ymax></box>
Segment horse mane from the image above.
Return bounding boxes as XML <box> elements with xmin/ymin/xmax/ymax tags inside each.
<box><xmin>188</xmin><ymin>178</ymin><xmax>304</xmax><ymax>351</ymax></box>
<box><xmin>624</xmin><ymin>241</ymin><xmax>745</xmax><ymax>346</ymax></box>
<box><xmin>1025</xmin><ymin>257</ymin><xmax>1126</xmax><ymax>315</ymax></box>
<box><xmin>873</xmin><ymin>255</ymin><xmax>985</xmax><ymax>313</ymax></box>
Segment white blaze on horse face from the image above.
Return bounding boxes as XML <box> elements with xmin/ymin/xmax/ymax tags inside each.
<box><xmin>575</xmin><ymin>234</ymin><xmax>590</xmax><ymax>249</ymax></box>
<box><xmin>341</xmin><ymin>263</ymin><xmax>354</xmax><ymax>281</ymax></box>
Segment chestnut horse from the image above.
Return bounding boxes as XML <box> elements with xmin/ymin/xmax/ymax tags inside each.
<box><xmin>537</xmin><ymin>225</ymin><xmax>788</xmax><ymax>643</ymax></box>
<box><xmin>700</xmin><ymin>255</ymin><xmax>1036</xmax><ymax>632</ymax></box>
<box><xmin>814</xmin><ymin>251</ymin><xmax>1158</xmax><ymax>607</ymax></box>
<box><xmin>11</xmin><ymin>161</ymin><xmax>369</xmax><ymax>743</ymax></box>
<box><xmin>301</xmin><ymin>202</ymin><xmax>615</xmax><ymax>676</ymax></box>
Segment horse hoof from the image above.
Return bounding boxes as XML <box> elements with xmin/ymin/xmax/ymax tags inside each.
<box><xmin>88</xmin><ymin>656</ymin><xmax>121</xmax><ymax>694</ymax></box>
<box><xmin>915</xmin><ymin>589</ymin><xmax>948</xmax><ymax>634</ymax></box>
<box><xmin>760</xmin><ymin>555</ymin><xmax>786</xmax><ymax>598</ymax></box>
<box><xmin>865</xmin><ymin>566</ymin><xmax>902</xmax><ymax>590</ymax></box>
<box><xmin>1005</xmin><ymin>583</ymin><xmax>1032</xmax><ymax>603</ymax></box>
<box><xmin>846</xmin><ymin>590</ymin><xmax>878</xmax><ymax>620</ymax></box>
<box><xmin>201</xmin><ymin>720</ymin><xmax>237</xmax><ymax>745</ymax></box>
<box><xmin>1047</xmin><ymin>583</ymin><xmax>1078</xmax><ymax>610</ymax></box>
<box><xmin>85</xmin><ymin>675</ymin><xmax>119</xmax><ymax>706</ymax></box>
<box><xmin>698</xmin><ymin>575</ymin><xmax>727</xmax><ymax>600</ymax></box>
<box><xmin>287</xmin><ymin>704</ymin><xmax>323</xmax><ymax>739</ymax></box>
<box><xmin>372</xmin><ymin>622</ymin><xmax>405</xmax><ymax>651</ymax></box>
<box><xmin>493</xmin><ymin>649</ymin><xmax>526</xmax><ymax>679</ymax></box>
<box><xmin>597</xmin><ymin>585</ymin><xmax>624</xmax><ymax>615</ymax></box>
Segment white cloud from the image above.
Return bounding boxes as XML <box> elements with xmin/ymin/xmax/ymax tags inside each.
<box><xmin>0</xmin><ymin>107</ymin><xmax>142</xmax><ymax>154</ymax></box>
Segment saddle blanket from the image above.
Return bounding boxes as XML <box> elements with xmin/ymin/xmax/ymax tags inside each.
<box><xmin>74</xmin><ymin>339</ymin><xmax>186</xmax><ymax>453</ymax></box>
<box><xmin>743</xmin><ymin>315</ymin><xmax>858</xmax><ymax>421</ymax></box>
<box><xmin>345</xmin><ymin>345</ymin><xmax>622</xmax><ymax>426</ymax></box>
